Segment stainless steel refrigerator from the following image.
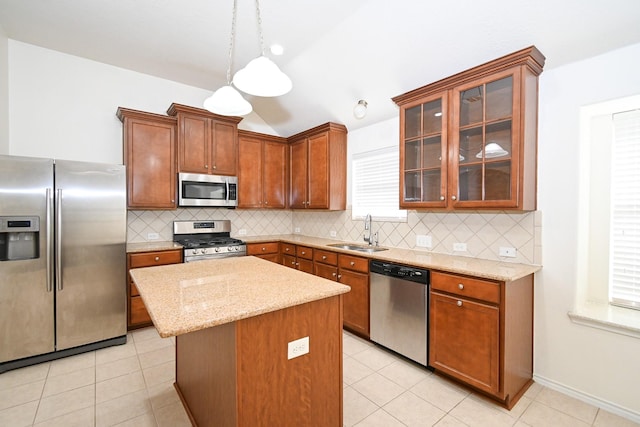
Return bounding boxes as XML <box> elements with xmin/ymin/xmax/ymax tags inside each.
<box><xmin>0</xmin><ymin>155</ymin><xmax>127</xmax><ymax>372</ymax></box>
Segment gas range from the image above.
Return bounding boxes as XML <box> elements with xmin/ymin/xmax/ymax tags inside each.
<box><xmin>173</xmin><ymin>220</ymin><xmax>246</xmax><ymax>262</ymax></box>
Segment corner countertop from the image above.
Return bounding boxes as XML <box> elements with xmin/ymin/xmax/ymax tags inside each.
<box><xmin>126</xmin><ymin>241</ymin><xmax>183</xmax><ymax>253</ymax></box>
<box><xmin>129</xmin><ymin>256</ymin><xmax>351</xmax><ymax>338</ymax></box>
<box><xmin>242</xmin><ymin>234</ymin><xmax>541</xmax><ymax>282</ymax></box>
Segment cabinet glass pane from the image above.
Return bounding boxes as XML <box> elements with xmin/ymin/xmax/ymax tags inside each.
<box><xmin>460</xmin><ymin>85</ymin><xmax>483</xmax><ymax>126</ymax></box>
<box><xmin>422</xmin><ymin>171</ymin><xmax>441</xmax><ymax>201</ymax></box>
<box><xmin>485</xmin><ymin>77</ymin><xmax>513</xmax><ymax>122</ymax></box>
<box><xmin>405</xmin><ymin>105</ymin><xmax>421</xmax><ymax>139</ymax></box>
<box><xmin>405</xmin><ymin>139</ymin><xmax>421</xmax><ymax>170</ymax></box>
<box><xmin>459</xmin><ymin>126</ymin><xmax>483</xmax><ymax>165</ymax></box>
<box><xmin>422</xmin><ymin>136</ymin><xmax>442</xmax><ymax>169</ymax></box>
<box><xmin>458</xmin><ymin>164</ymin><xmax>483</xmax><ymax>201</ymax></box>
<box><xmin>485</xmin><ymin>120</ymin><xmax>512</xmax><ymax>159</ymax></box>
<box><xmin>423</xmin><ymin>99</ymin><xmax>443</xmax><ymax>135</ymax></box>
<box><xmin>485</xmin><ymin>162</ymin><xmax>511</xmax><ymax>200</ymax></box>
<box><xmin>404</xmin><ymin>171</ymin><xmax>421</xmax><ymax>202</ymax></box>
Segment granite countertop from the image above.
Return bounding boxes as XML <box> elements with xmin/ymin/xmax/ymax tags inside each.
<box><xmin>243</xmin><ymin>234</ymin><xmax>541</xmax><ymax>282</ymax></box>
<box><xmin>126</xmin><ymin>241</ymin><xmax>183</xmax><ymax>253</ymax></box>
<box><xmin>129</xmin><ymin>256</ymin><xmax>350</xmax><ymax>338</ymax></box>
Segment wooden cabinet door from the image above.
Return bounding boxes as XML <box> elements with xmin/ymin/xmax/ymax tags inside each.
<box><xmin>315</xmin><ymin>263</ymin><xmax>338</xmax><ymax>281</ymax></box>
<box><xmin>238</xmin><ymin>136</ymin><xmax>264</xmax><ymax>208</ymax></box>
<box><xmin>179</xmin><ymin>113</ymin><xmax>210</xmax><ymax>173</ymax></box>
<box><xmin>429</xmin><ymin>291</ymin><xmax>499</xmax><ymax>395</ymax></box>
<box><xmin>307</xmin><ymin>132</ymin><xmax>330</xmax><ymax>209</ymax></box>
<box><xmin>263</xmin><ymin>141</ymin><xmax>287</xmax><ymax>208</ymax></box>
<box><xmin>339</xmin><ymin>269</ymin><xmax>369</xmax><ymax>337</ymax></box>
<box><xmin>282</xmin><ymin>254</ymin><xmax>297</xmax><ymax>269</ymax></box>
<box><xmin>289</xmin><ymin>138</ymin><xmax>308</xmax><ymax>209</ymax></box>
<box><xmin>121</xmin><ymin>112</ymin><xmax>177</xmax><ymax>209</ymax></box>
<box><xmin>212</xmin><ymin>121</ymin><xmax>237</xmax><ymax>175</ymax></box>
<box><xmin>298</xmin><ymin>258</ymin><xmax>315</xmax><ymax>274</ymax></box>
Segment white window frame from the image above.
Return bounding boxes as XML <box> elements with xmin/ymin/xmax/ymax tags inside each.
<box><xmin>351</xmin><ymin>146</ymin><xmax>407</xmax><ymax>222</ymax></box>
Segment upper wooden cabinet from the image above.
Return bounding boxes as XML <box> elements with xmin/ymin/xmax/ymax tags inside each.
<box><xmin>116</xmin><ymin>107</ymin><xmax>177</xmax><ymax>209</ymax></box>
<box><xmin>393</xmin><ymin>46</ymin><xmax>545</xmax><ymax>211</ymax></box>
<box><xmin>167</xmin><ymin>103</ymin><xmax>242</xmax><ymax>176</ymax></box>
<box><xmin>288</xmin><ymin>122</ymin><xmax>347</xmax><ymax>210</ymax></box>
<box><xmin>238</xmin><ymin>130</ymin><xmax>288</xmax><ymax>209</ymax></box>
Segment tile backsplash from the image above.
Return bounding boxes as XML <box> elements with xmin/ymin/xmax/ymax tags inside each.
<box><xmin>128</xmin><ymin>208</ymin><xmax>541</xmax><ymax>265</ymax></box>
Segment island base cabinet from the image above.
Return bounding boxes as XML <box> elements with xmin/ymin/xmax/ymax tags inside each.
<box><xmin>175</xmin><ymin>295</ymin><xmax>344</xmax><ymax>427</ymax></box>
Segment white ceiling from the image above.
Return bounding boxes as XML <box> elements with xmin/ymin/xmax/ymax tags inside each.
<box><xmin>1</xmin><ymin>0</ymin><xmax>640</xmax><ymax>136</ymax></box>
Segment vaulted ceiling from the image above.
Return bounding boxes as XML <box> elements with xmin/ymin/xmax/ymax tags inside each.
<box><xmin>1</xmin><ymin>0</ymin><xmax>640</xmax><ymax>136</ymax></box>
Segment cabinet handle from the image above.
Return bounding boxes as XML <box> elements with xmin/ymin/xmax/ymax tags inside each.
<box><xmin>301</xmin><ymin>251</ymin><xmax>306</xmax><ymax>255</ymax></box>
<box><xmin>332</xmin><ymin>272</ymin><xmax>337</xmax><ymax>277</ymax></box>
<box><xmin>213</xmin><ymin>165</ymin><xmax>217</xmax><ymax>169</ymax></box>
<box><xmin>350</xmin><ymin>261</ymin><xmax>355</xmax><ymax>266</ymax></box>
<box><xmin>205</xmin><ymin>164</ymin><xmax>208</xmax><ymax>169</ymax></box>
<box><xmin>285</xmin><ymin>248</ymin><xmax>290</xmax><ymax>252</ymax></box>
<box><xmin>264</xmin><ymin>201</ymin><xmax>268</xmax><ymax>205</ymax></box>
<box><xmin>171</xmin><ymin>199</ymin><xmax>175</xmax><ymax>203</ymax></box>
<box><xmin>322</xmin><ymin>255</ymin><xmax>327</xmax><ymax>260</ymax></box>
<box><xmin>262</xmin><ymin>247</ymin><xmax>266</xmax><ymax>251</ymax></box>
<box><xmin>457</xmin><ymin>300</ymin><xmax>463</xmax><ymax>307</ymax></box>
<box><xmin>440</xmin><ymin>196</ymin><xmax>445</xmax><ymax>201</ymax></box>
<box><xmin>451</xmin><ymin>195</ymin><xmax>457</xmax><ymax>201</ymax></box>
<box><xmin>295</xmin><ymin>262</ymin><xmax>299</xmax><ymax>266</ymax></box>
<box><xmin>337</xmin><ymin>274</ymin><xmax>342</xmax><ymax>280</ymax></box>
<box><xmin>154</xmin><ymin>256</ymin><xmax>160</xmax><ymax>261</ymax></box>
<box><xmin>458</xmin><ymin>283</ymin><xmax>464</xmax><ymax>290</ymax></box>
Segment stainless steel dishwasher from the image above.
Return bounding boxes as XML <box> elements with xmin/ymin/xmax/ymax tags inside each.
<box><xmin>369</xmin><ymin>260</ymin><xmax>430</xmax><ymax>366</ymax></box>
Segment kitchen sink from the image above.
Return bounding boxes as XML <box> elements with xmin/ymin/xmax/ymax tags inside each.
<box><xmin>326</xmin><ymin>243</ymin><xmax>388</xmax><ymax>253</ymax></box>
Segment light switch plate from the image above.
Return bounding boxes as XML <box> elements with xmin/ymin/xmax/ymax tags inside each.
<box><xmin>499</xmin><ymin>246</ymin><xmax>517</xmax><ymax>258</ymax></box>
<box><xmin>238</xmin><ymin>229</ymin><xmax>247</xmax><ymax>235</ymax></box>
<box><xmin>453</xmin><ymin>242</ymin><xmax>467</xmax><ymax>252</ymax></box>
<box><xmin>416</xmin><ymin>235</ymin><xmax>432</xmax><ymax>248</ymax></box>
<box><xmin>287</xmin><ymin>336</ymin><xmax>309</xmax><ymax>360</ymax></box>
<box><xmin>294</xmin><ymin>227</ymin><xmax>301</xmax><ymax>233</ymax></box>
<box><xmin>147</xmin><ymin>233</ymin><xmax>159</xmax><ymax>240</ymax></box>
<box><xmin>330</xmin><ymin>230</ymin><xmax>337</xmax><ymax>237</ymax></box>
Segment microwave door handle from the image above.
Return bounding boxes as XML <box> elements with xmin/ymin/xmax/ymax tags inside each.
<box><xmin>226</xmin><ymin>179</ymin><xmax>230</xmax><ymax>202</ymax></box>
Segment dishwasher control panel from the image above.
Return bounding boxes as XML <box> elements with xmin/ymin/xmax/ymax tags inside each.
<box><xmin>370</xmin><ymin>260</ymin><xmax>429</xmax><ymax>284</ymax></box>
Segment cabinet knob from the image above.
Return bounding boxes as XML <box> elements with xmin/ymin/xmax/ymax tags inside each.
<box><xmin>451</xmin><ymin>195</ymin><xmax>457</xmax><ymax>201</ymax></box>
<box><xmin>440</xmin><ymin>196</ymin><xmax>445</xmax><ymax>201</ymax></box>
<box><xmin>171</xmin><ymin>199</ymin><xmax>175</xmax><ymax>203</ymax></box>
<box><xmin>301</xmin><ymin>251</ymin><xmax>306</xmax><ymax>255</ymax></box>
<box><xmin>457</xmin><ymin>300</ymin><xmax>463</xmax><ymax>307</ymax></box>
<box><xmin>261</xmin><ymin>247</ymin><xmax>266</xmax><ymax>251</ymax></box>
<box><xmin>154</xmin><ymin>256</ymin><xmax>160</xmax><ymax>261</ymax></box>
<box><xmin>332</xmin><ymin>272</ymin><xmax>337</xmax><ymax>278</ymax></box>
<box><xmin>322</xmin><ymin>255</ymin><xmax>327</xmax><ymax>260</ymax></box>
<box><xmin>264</xmin><ymin>201</ymin><xmax>268</xmax><ymax>205</ymax></box>
<box><xmin>213</xmin><ymin>165</ymin><xmax>217</xmax><ymax>169</ymax></box>
<box><xmin>285</xmin><ymin>248</ymin><xmax>290</xmax><ymax>252</ymax></box>
<box><xmin>350</xmin><ymin>261</ymin><xmax>355</xmax><ymax>266</ymax></box>
<box><xmin>291</xmin><ymin>261</ymin><xmax>296</xmax><ymax>265</ymax></box>
<box><xmin>295</xmin><ymin>262</ymin><xmax>299</xmax><ymax>266</ymax></box>
<box><xmin>458</xmin><ymin>283</ymin><xmax>464</xmax><ymax>290</ymax></box>
<box><xmin>337</xmin><ymin>274</ymin><xmax>342</xmax><ymax>280</ymax></box>
<box><xmin>205</xmin><ymin>164</ymin><xmax>208</xmax><ymax>169</ymax></box>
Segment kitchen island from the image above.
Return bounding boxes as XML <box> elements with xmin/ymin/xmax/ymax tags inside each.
<box><xmin>129</xmin><ymin>256</ymin><xmax>350</xmax><ymax>427</ymax></box>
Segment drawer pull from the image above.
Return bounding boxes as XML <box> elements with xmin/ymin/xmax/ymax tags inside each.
<box><xmin>322</xmin><ymin>255</ymin><xmax>327</xmax><ymax>260</ymax></box>
<box><xmin>301</xmin><ymin>251</ymin><xmax>306</xmax><ymax>255</ymax></box>
<box><xmin>285</xmin><ymin>248</ymin><xmax>290</xmax><ymax>252</ymax></box>
<box><xmin>458</xmin><ymin>283</ymin><xmax>464</xmax><ymax>290</ymax></box>
<box><xmin>350</xmin><ymin>261</ymin><xmax>355</xmax><ymax>266</ymax></box>
<box><xmin>262</xmin><ymin>247</ymin><xmax>266</xmax><ymax>251</ymax></box>
<box><xmin>457</xmin><ymin>300</ymin><xmax>463</xmax><ymax>307</ymax></box>
<box><xmin>154</xmin><ymin>256</ymin><xmax>160</xmax><ymax>261</ymax></box>
<box><xmin>332</xmin><ymin>272</ymin><xmax>337</xmax><ymax>277</ymax></box>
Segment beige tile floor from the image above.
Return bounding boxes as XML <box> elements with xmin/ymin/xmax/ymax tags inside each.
<box><xmin>0</xmin><ymin>327</ymin><xmax>638</xmax><ymax>427</ymax></box>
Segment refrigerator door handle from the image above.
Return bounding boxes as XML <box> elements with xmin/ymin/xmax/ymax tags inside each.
<box><xmin>55</xmin><ymin>188</ymin><xmax>63</xmax><ymax>291</ymax></box>
<box><xmin>46</xmin><ymin>188</ymin><xmax>53</xmax><ymax>292</ymax></box>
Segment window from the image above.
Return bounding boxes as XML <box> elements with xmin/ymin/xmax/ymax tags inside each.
<box><xmin>610</xmin><ymin>109</ymin><xmax>640</xmax><ymax>310</ymax></box>
<box><xmin>352</xmin><ymin>146</ymin><xmax>407</xmax><ymax>221</ymax></box>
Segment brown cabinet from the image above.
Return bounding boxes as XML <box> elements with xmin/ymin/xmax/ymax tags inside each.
<box><xmin>280</xmin><ymin>243</ymin><xmax>314</xmax><ymax>274</ymax></box>
<box><xmin>393</xmin><ymin>46</ymin><xmax>545</xmax><ymax>211</ymax></box>
<box><xmin>238</xmin><ymin>130</ymin><xmax>288</xmax><ymax>209</ymax></box>
<box><xmin>246</xmin><ymin>242</ymin><xmax>280</xmax><ymax>263</ymax></box>
<box><xmin>117</xmin><ymin>108</ymin><xmax>177</xmax><ymax>209</ymax></box>
<box><xmin>167</xmin><ymin>103</ymin><xmax>242</xmax><ymax>176</ymax></box>
<box><xmin>127</xmin><ymin>249</ymin><xmax>182</xmax><ymax>329</ymax></box>
<box><xmin>288</xmin><ymin>123</ymin><xmax>347</xmax><ymax>210</ymax></box>
<box><xmin>429</xmin><ymin>270</ymin><xmax>533</xmax><ymax>409</ymax></box>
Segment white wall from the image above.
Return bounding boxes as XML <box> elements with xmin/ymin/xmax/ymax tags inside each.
<box><xmin>0</xmin><ymin>25</ymin><xmax>8</xmax><ymax>154</ymax></box>
<box><xmin>7</xmin><ymin>40</ymin><xmax>276</xmax><ymax>163</ymax></box>
<box><xmin>536</xmin><ymin>42</ymin><xmax>640</xmax><ymax>418</ymax></box>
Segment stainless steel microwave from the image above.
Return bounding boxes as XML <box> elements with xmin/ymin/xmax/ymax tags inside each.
<box><xmin>178</xmin><ymin>173</ymin><xmax>238</xmax><ymax>207</ymax></box>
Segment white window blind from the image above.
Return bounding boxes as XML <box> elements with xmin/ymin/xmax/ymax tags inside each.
<box><xmin>610</xmin><ymin>109</ymin><xmax>640</xmax><ymax>309</ymax></box>
<box><xmin>352</xmin><ymin>147</ymin><xmax>406</xmax><ymax>221</ymax></box>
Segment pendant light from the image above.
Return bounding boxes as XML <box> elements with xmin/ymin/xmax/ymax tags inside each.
<box><xmin>232</xmin><ymin>0</ymin><xmax>292</xmax><ymax>97</ymax></box>
<box><xmin>203</xmin><ymin>0</ymin><xmax>252</xmax><ymax>116</ymax></box>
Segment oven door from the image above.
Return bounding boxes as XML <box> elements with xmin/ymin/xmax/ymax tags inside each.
<box><xmin>178</xmin><ymin>173</ymin><xmax>238</xmax><ymax>207</ymax></box>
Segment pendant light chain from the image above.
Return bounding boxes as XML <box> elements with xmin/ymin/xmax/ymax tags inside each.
<box><xmin>254</xmin><ymin>0</ymin><xmax>265</xmax><ymax>55</ymax></box>
<box><xmin>225</xmin><ymin>0</ymin><xmax>239</xmax><ymax>85</ymax></box>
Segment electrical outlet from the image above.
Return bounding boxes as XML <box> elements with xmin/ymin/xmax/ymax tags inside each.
<box><xmin>294</xmin><ymin>227</ymin><xmax>301</xmax><ymax>233</ymax></box>
<box><xmin>238</xmin><ymin>229</ymin><xmax>247</xmax><ymax>236</ymax></box>
<box><xmin>287</xmin><ymin>336</ymin><xmax>309</xmax><ymax>360</ymax></box>
<box><xmin>499</xmin><ymin>246</ymin><xmax>517</xmax><ymax>258</ymax></box>
<box><xmin>329</xmin><ymin>230</ymin><xmax>337</xmax><ymax>237</ymax></box>
<box><xmin>416</xmin><ymin>234</ymin><xmax>432</xmax><ymax>248</ymax></box>
<box><xmin>147</xmin><ymin>233</ymin><xmax>159</xmax><ymax>240</ymax></box>
<box><xmin>453</xmin><ymin>242</ymin><xmax>467</xmax><ymax>252</ymax></box>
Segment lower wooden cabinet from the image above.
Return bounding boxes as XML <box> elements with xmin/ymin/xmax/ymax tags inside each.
<box><xmin>127</xmin><ymin>248</ymin><xmax>183</xmax><ymax>330</ymax></box>
<box><xmin>280</xmin><ymin>243</ymin><xmax>314</xmax><ymax>274</ymax></box>
<box><xmin>429</xmin><ymin>270</ymin><xmax>533</xmax><ymax>409</ymax></box>
<box><xmin>246</xmin><ymin>242</ymin><xmax>280</xmax><ymax>263</ymax></box>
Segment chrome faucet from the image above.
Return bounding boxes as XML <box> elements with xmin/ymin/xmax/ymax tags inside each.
<box><xmin>363</xmin><ymin>214</ymin><xmax>378</xmax><ymax>246</ymax></box>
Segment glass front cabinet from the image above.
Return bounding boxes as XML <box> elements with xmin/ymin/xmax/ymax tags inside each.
<box><xmin>394</xmin><ymin>46</ymin><xmax>545</xmax><ymax>210</ymax></box>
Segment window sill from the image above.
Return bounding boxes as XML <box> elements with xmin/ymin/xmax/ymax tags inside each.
<box><xmin>568</xmin><ymin>301</ymin><xmax>640</xmax><ymax>339</ymax></box>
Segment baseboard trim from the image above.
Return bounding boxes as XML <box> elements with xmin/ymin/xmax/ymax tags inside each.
<box><xmin>533</xmin><ymin>374</ymin><xmax>640</xmax><ymax>424</ymax></box>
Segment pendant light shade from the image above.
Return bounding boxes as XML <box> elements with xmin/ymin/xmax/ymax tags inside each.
<box><xmin>233</xmin><ymin>55</ymin><xmax>292</xmax><ymax>97</ymax></box>
<box><xmin>204</xmin><ymin>85</ymin><xmax>253</xmax><ymax>116</ymax></box>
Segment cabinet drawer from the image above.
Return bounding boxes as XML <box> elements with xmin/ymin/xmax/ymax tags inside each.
<box><xmin>315</xmin><ymin>263</ymin><xmax>338</xmax><ymax>281</ymax></box>
<box><xmin>247</xmin><ymin>242</ymin><xmax>279</xmax><ymax>255</ymax></box>
<box><xmin>431</xmin><ymin>271</ymin><xmax>500</xmax><ymax>304</ymax></box>
<box><xmin>129</xmin><ymin>249</ymin><xmax>182</xmax><ymax>268</ymax></box>
<box><xmin>281</xmin><ymin>243</ymin><xmax>295</xmax><ymax>256</ymax></box>
<box><xmin>296</xmin><ymin>245</ymin><xmax>314</xmax><ymax>260</ymax></box>
<box><xmin>130</xmin><ymin>282</ymin><xmax>140</xmax><ymax>297</ymax></box>
<box><xmin>314</xmin><ymin>249</ymin><xmax>338</xmax><ymax>266</ymax></box>
<box><xmin>130</xmin><ymin>295</ymin><xmax>151</xmax><ymax>325</ymax></box>
<box><xmin>338</xmin><ymin>254</ymin><xmax>369</xmax><ymax>273</ymax></box>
